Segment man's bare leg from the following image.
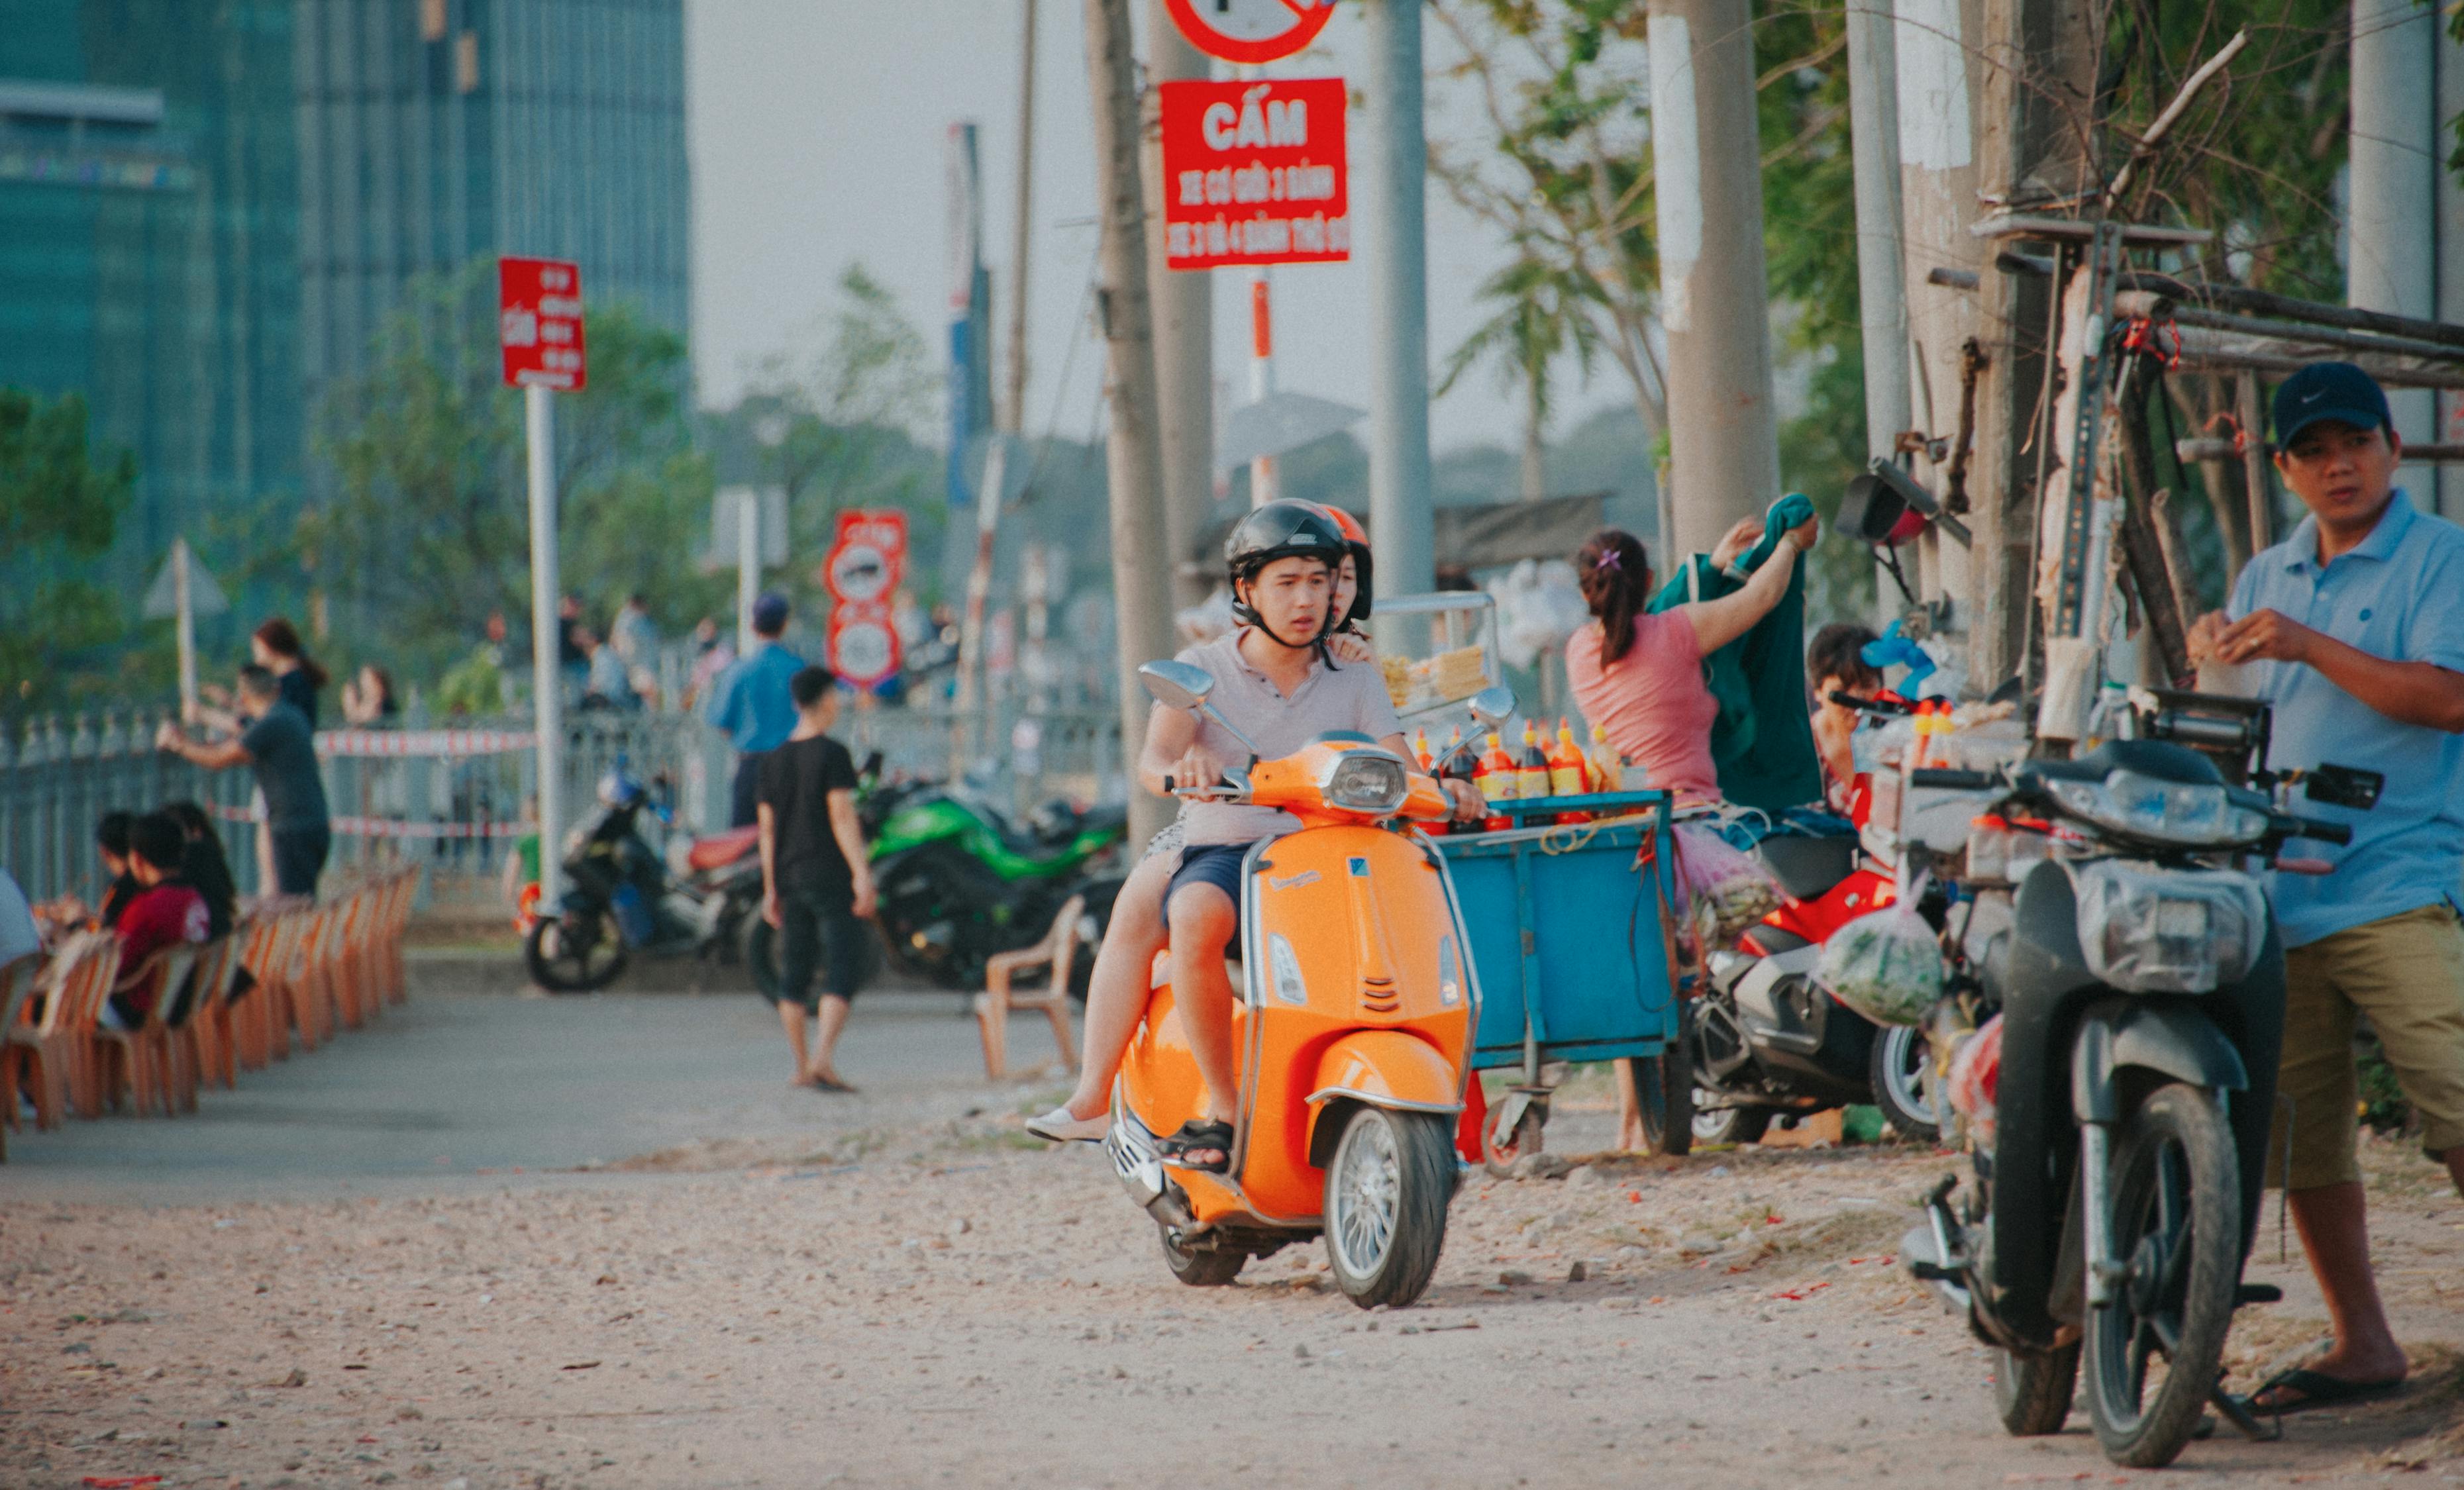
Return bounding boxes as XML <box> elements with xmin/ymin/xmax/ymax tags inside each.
<box><xmin>807</xmin><ymin>995</ymin><xmax>853</xmax><ymax>1085</ymax></box>
<box><xmin>1166</xmin><ymin>883</ymin><xmax>1242</xmax><ymax>1164</ymax></box>
<box><xmin>778</xmin><ymin>1001</ymin><xmax>816</xmax><ymax>1085</ymax></box>
<box><xmin>1060</xmin><ymin>856</ymin><xmax>1171</xmax><ymax>1120</ymax></box>
<box><xmin>1611</xmin><ymin>1057</ymin><xmax>1643</xmax><ymax>1152</ymax></box>
<box><xmin>2255</xmin><ymin>1181</ymin><xmax>2410</xmax><ymax>1408</ymax></box>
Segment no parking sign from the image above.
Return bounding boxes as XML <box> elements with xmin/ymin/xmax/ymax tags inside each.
<box><xmin>823</xmin><ymin>509</ymin><xmax>909</xmax><ymax>687</ymax></box>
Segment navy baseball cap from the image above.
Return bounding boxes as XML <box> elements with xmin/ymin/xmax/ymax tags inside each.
<box><xmin>2271</xmin><ymin>362</ymin><xmax>2392</xmax><ymax>448</ymax></box>
<box><xmin>750</xmin><ymin>590</ymin><xmax>790</xmax><ymax>634</ymax></box>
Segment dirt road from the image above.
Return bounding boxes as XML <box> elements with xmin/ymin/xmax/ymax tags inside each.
<box><xmin>3</xmin><ymin>989</ymin><xmax>2459</xmax><ymax>1489</ymax></box>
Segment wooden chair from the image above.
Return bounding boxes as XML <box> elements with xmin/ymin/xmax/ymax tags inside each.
<box><xmin>91</xmin><ymin>944</ymin><xmax>198</xmax><ymax>1118</ymax></box>
<box><xmin>0</xmin><ymin>951</ymin><xmax>45</xmax><ymax>1160</ymax></box>
<box><xmin>972</xmin><ymin>894</ymin><xmax>1085</xmax><ymax>1080</ymax></box>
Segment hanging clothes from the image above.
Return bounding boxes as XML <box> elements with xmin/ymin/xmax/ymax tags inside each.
<box><xmin>1647</xmin><ymin>493</ymin><xmax>1823</xmax><ymax>813</ymax></box>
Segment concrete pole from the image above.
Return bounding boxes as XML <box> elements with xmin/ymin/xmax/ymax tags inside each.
<box><xmin>1144</xmin><ymin>1</ymin><xmax>1215</xmax><ymax>609</ymax></box>
<box><xmin>1002</xmin><ymin>0</ymin><xmax>1038</xmax><ymax>435</ymax></box>
<box><xmin>1085</xmin><ymin>0</ymin><xmax>1178</xmax><ymax>849</ymax></box>
<box><xmin>1845</xmin><ymin>0</ymin><xmax>1910</xmax><ymax>624</ymax></box>
<box><xmin>172</xmin><ymin>538</ymin><xmax>199</xmax><ymax>720</ymax></box>
<box><xmin>525</xmin><ymin>383</ymin><xmax>564</xmax><ymax>905</ymax></box>
<box><xmin>2348</xmin><ymin>0</ymin><xmax>2437</xmax><ymax>507</ymax></box>
<box><xmin>1892</xmin><ymin>0</ymin><xmax>1983</xmax><ymax>619</ymax></box>
<box><xmin>2434</xmin><ymin>21</ymin><xmax>2464</xmax><ymax>520</ymax></box>
<box><xmin>1363</xmin><ymin>0</ymin><xmax>1435</xmax><ymax>597</ymax></box>
<box><xmin>1647</xmin><ymin>0</ymin><xmax>1781</xmax><ymax>558</ymax></box>
<box><xmin>736</xmin><ymin>489</ymin><xmax>761</xmax><ymax>656</ymax></box>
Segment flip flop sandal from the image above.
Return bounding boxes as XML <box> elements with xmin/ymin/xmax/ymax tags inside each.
<box><xmin>810</xmin><ymin>1074</ymin><xmax>859</xmax><ymax>1095</ymax></box>
<box><xmin>2241</xmin><ymin>1367</ymin><xmax>2406</xmax><ymax>1416</ymax></box>
<box><xmin>1155</xmin><ymin>1118</ymin><xmax>1235</xmax><ymax>1173</ymax></box>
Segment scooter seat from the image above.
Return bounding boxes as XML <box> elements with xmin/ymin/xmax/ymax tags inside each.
<box><xmin>1755</xmin><ymin>833</ymin><xmax>1858</xmax><ymax>902</ymax></box>
<box><xmin>686</xmin><ymin>825</ymin><xmax>759</xmax><ymax>872</ymax></box>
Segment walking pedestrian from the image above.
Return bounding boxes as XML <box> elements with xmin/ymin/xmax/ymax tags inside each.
<box><xmin>2186</xmin><ymin>361</ymin><xmax>2464</xmax><ymax>1414</ymax></box>
<box><xmin>756</xmin><ymin>665</ymin><xmax>876</xmax><ymax>1091</ymax></box>
<box><xmin>158</xmin><ymin>665</ymin><xmax>333</xmax><ymax>897</ymax></box>
<box><xmin>704</xmin><ymin>591</ymin><xmax>803</xmax><ymax>826</ymax></box>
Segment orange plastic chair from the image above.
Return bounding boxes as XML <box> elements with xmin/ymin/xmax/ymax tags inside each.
<box><xmin>229</xmin><ymin>915</ymin><xmax>280</xmax><ymax>1071</ymax></box>
<box><xmin>28</xmin><ymin>934</ymin><xmax>123</xmax><ymax>1122</ymax></box>
<box><xmin>973</xmin><ymin>894</ymin><xmax>1086</xmax><ymax>1080</ymax></box>
<box><xmin>170</xmin><ymin>935</ymin><xmax>244</xmax><ymax>1105</ymax></box>
<box><xmin>91</xmin><ymin>943</ymin><xmax>197</xmax><ymax>1118</ymax></box>
<box><xmin>0</xmin><ymin>951</ymin><xmax>45</xmax><ymax>1159</ymax></box>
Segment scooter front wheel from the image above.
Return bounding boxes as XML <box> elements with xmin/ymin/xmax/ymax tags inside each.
<box><xmin>1325</xmin><ymin>1106</ymin><xmax>1455</xmax><ymax>1309</ymax></box>
<box><xmin>2084</xmin><ymin>1083</ymin><xmax>2239</xmax><ymax>1468</ymax></box>
<box><xmin>525</xmin><ymin>915</ymin><xmax>628</xmax><ymax>993</ymax></box>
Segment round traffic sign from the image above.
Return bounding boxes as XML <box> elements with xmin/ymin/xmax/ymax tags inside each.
<box><xmin>1163</xmin><ymin>0</ymin><xmax>1337</xmax><ymax>64</ymax></box>
<box><xmin>827</xmin><ymin>541</ymin><xmax>896</xmax><ymax>605</ymax></box>
<box><xmin>829</xmin><ymin>613</ymin><xmax>901</xmax><ymax>688</ymax></box>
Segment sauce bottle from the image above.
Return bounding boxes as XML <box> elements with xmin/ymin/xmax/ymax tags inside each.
<box><xmin>1588</xmin><ymin>722</ymin><xmax>1623</xmax><ymax>792</ymax></box>
<box><xmin>1478</xmin><ymin>730</ymin><xmax>1518</xmax><ymax>832</ymax></box>
<box><xmin>1549</xmin><ymin>718</ymin><xmax>1588</xmax><ymax>796</ymax></box>
<box><xmin>1516</xmin><ymin>720</ymin><xmax>1551</xmax><ymax>802</ymax></box>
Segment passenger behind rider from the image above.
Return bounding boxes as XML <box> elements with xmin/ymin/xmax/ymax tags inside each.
<box><xmin>1030</xmin><ymin>506</ymin><xmax>1377</xmax><ymax>1146</ymax></box>
<box><xmin>1806</xmin><ymin>622</ymin><xmax>1883</xmax><ymax>813</ymax></box>
<box><xmin>1037</xmin><ymin>503</ymin><xmax>1478</xmax><ymax>1169</ymax></box>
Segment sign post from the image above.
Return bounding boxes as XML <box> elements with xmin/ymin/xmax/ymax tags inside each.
<box><xmin>499</xmin><ymin>256</ymin><xmax>586</xmax><ymax>907</ymax></box>
<box><xmin>144</xmin><ymin>539</ymin><xmax>230</xmax><ymax>719</ymax></box>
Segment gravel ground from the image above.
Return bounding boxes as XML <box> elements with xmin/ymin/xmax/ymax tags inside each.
<box><xmin>5</xmin><ymin>1110</ymin><xmax>2460</xmax><ymax>1490</ymax></box>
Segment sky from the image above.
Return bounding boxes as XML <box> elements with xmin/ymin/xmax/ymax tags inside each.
<box><xmin>683</xmin><ymin>1</ymin><xmax>1624</xmax><ymax>460</ymax></box>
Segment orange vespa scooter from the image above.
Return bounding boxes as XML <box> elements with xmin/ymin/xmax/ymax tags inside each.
<box><xmin>1104</xmin><ymin>661</ymin><xmax>1506</xmax><ymax>1309</ymax></box>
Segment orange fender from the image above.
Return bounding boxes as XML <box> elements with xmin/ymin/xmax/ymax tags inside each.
<box><xmin>1304</xmin><ymin>1029</ymin><xmax>1463</xmax><ymax>1164</ymax></box>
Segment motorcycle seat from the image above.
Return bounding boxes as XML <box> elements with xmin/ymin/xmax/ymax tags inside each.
<box><xmin>686</xmin><ymin>825</ymin><xmax>760</xmax><ymax>872</ymax></box>
<box><xmin>1755</xmin><ymin>833</ymin><xmax>1857</xmax><ymax>902</ymax></box>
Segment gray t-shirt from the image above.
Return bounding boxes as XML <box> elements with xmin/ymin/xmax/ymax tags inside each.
<box><xmin>1174</xmin><ymin>630</ymin><xmax>1404</xmax><ymax>846</ymax></box>
<box><xmin>241</xmin><ymin>702</ymin><xmax>330</xmax><ymax>830</ymax></box>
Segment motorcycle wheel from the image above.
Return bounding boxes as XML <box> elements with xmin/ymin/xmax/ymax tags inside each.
<box><xmin>1870</xmin><ymin>1024</ymin><xmax>1939</xmax><ymax>1144</ymax></box>
<box><xmin>1158</xmin><ymin>1223</ymin><xmax>1245</xmax><ymax>1287</ymax></box>
<box><xmin>1324</xmin><ymin>1106</ymin><xmax>1455</xmax><ymax>1309</ymax></box>
<box><xmin>2084</xmin><ymin>1083</ymin><xmax>2239</xmax><ymax>1469</ymax></box>
<box><xmin>1994</xmin><ymin>1342</ymin><xmax>2080</xmax><ymax>1436</ymax></box>
<box><xmin>1480</xmin><ymin>1099</ymin><xmax>1546</xmax><ymax>1178</ymax></box>
<box><xmin>525</xmin><ymin>915</ymin><xmax>628</xmax><ymax>993</ymax></box>
<box><xmin>739</xmin><ymin>915</ymin><xmax>780</xmax><ymax>1000</ymax></box>
<box><xmin>1690</xmin><ymin>1097</ymin><xmax>1771</xmax><ymax>1147</ymax></box>
<box><xmin>1631</xmin><ymin>1003</ymin><xmax>1696</xmax><ymax>1157</ymax></box>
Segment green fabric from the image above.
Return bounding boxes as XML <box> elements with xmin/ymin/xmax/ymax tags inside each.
<box><xmin>1645</xmin><ymin>494</ymin><xmax>1823</xmax><ymax>813</ymax></box>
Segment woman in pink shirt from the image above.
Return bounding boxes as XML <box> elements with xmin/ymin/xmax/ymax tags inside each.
<box><xmin>1565</xmin><ymin>519</ymin><xmax>1815</xmax><ymax>805</ymax></box>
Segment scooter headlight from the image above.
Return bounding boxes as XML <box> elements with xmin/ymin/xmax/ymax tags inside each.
<box><xmin>2046</xmin><ymin>769</ymin><xmax>2269</xmax><ymax>848</ymax></box>
<box><xmin>1323</xmin><ymin>752</ymin><xmax>1408</xmax><ymax>815</ymax></box>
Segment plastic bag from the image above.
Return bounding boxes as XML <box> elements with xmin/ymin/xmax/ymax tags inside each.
<box><xmin>1946</xmin><ymin>1013</ymin><xmax>2003</xmax><ymax>1152</ymax></box>
<box><xmin>2071</xmin><ymin>859</ymin><xmax>2266</xmax><ymax>994</ymax></box>
<box><xmin>1817</xmin><ymin>895</ymin><xmax>1943</xmax><ymax>1026</ymax></box>
<box><xmin>1673</xmin><ymin>820</ymin><xmax>1782</xmax><ymax>949</ymax></box>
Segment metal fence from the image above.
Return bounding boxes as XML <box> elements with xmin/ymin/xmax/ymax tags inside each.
<box><xmin>0</xmin><ymin>699</ymin><xmax>1122</xmax><ymax>924</ymax></box>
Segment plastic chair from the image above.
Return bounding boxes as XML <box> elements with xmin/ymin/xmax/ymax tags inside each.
<box><xmin>17</xmin><ymin>934</ymin><xmax>122</xmax><ymax>1123</ymax></box>
<box><xmin>0</xmin><ymin>951</ymin><xmax>45</xmax><ymax>1159</ymax></box>
<box><xmin>91</xmin><ymin>943</ymin><xmax>196</xmax><ymax>1118</ymax></box>
<box><xmin>230</xmin><ymin>915</ymin><xmax>281</xmax><ymax>1071</ymax></box>
<box><xmin>972</xmin><ymin>894</ymin><xmax>1085</xmax><ymax>1080</ymax></box>
<box><xmin>169</xmin><ymin>935</ymin><xmax>242</xmax><ymax>1107</ymax></box>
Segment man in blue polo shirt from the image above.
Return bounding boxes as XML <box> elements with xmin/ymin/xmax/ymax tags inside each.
<box><xmin>705</xmin><ymin>591</ymin><xmax>805</xmax><ymax>826</ymax></box>
<box><xmin>2188</xmin><ymin>362</ymin><xmax>2464</xmax><ymax>1413</ymax></box>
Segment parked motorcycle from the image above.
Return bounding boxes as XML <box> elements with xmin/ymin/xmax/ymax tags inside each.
<box><xmin>525</xmin><ymin>770</ymin><xmax>769</xmax><ymax>993</ymax></box>
<box><xmin>1900</xmin><ymin>701</ymin><xmax>2379</xmax><ymax>1467</ymax></box>
<box><xmin>1104</xmin><ymin>661</ymin><xmax>1484</xmax><ymax>1307</ymax></box>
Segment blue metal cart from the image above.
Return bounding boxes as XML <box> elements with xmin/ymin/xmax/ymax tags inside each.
<box><xmin>1435</xmin><ymin>789</ymin><xmax>1690</xmax><ymax>1168</ymax></box>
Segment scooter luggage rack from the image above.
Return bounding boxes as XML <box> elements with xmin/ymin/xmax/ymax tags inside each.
<box><xmin>1370</xmin><ymin>590</ymin><xmax>1504</xmax><ymax>728</ymax></box>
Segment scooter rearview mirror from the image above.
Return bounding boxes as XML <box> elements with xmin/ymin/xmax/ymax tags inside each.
<box><xmin>1137</xmin><ymin>660</ymin><xmax>1214</xmax><ymax>712</ymax></box>
<box><xmin>1466</xmin><ymin>685</ymin><xmax>1515</xmax><ymax>726</ymax></box>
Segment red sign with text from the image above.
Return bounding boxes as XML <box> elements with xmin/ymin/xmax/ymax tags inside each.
<box><xmin>498</xmin><ymin>257</ymin><xmax>586</xmax><ymax>390</ymax></box>
<box><xmin>1159</xmin><ymin>77</ymin><xmax>1349</xmax><ymax>271</ymax></box>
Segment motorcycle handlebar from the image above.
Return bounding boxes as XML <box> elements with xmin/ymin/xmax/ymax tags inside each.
<box><xmin>1910</xmin><ymin>768</ymin><xmax>1996</xmax><ymax>790</ymax></box>
<box><xmin>2281</xmin><ymin>815</ymin><xmax>2352</xmax><ymax>847</ymax></box>
<box><xmin>1827</xmin><ymin>689</ymin><xmax>1914</xmax><ymax>716</ymax></box>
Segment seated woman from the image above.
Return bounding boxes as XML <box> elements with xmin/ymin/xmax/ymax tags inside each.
<box><xmin>1806</xmin><ymin>622</ymin><xmax>1883</xmax><ymax>813</ymax></box>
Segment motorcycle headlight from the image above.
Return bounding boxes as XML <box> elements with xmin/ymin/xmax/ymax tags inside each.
<box><xmin>1323</xmin><ymin>752</ymin><xmax>1408</xmax><ymax>815</ymax></box>
<box><xmin>2072</xmin><ymin>860</ymin><xmax>2267</xmax><ymax>994</ymax></box>
<box><xmin>2046</xmin><ymin>769</ymin><xmax>2269</xmax><ymax>848</ymax></box>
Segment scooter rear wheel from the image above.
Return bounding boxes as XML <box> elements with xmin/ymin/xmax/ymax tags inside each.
<box><xmin>1871</xmin><ymin>1024</ymin><xmax>1939</xmax><ymax>1144</ymax></box>
<box><xmin>1633</xmin><ymin>1002</ymin><xmax>1696</xmax><ymax>1157</ymax></box>
<box><xmin>1993</xmin><ymin>1342</ymin><xmax>2080</xmax><ymax>1436</ymax></box>
<box><xmin>525</xmin><ymin>915</ymin><xmax>628</xmax><ymax>993</ymax></box>
<box><xmin>1158</xmin><ymin>1224</ymin><xmax>1245</xmax><ymax>1287</ymax></box>
<box><xmin>1326</xmin><ymin>1106</ymin><xmax>1454</xmax><ymax>1309</ymax></box>
<box><xmin>2084</xmin><ymin>1083</ymin><xmax>2239</xmax><ymax>1468</ymax></box>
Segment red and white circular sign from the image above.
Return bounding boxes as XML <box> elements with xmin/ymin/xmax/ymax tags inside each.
<box><xmin>1164</xmin><ymin>0</ymin><xmax>1337</xmax><ymax>64</ymax></box>
<box><xmin>828</xmin><ymin>604</ymin><xmax>901</xmax><ymax>688</ymax></box>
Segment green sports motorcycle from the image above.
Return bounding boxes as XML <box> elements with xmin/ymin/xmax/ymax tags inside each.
<box><xmin>743</xmin><ymin>770</ymin><xmax>1127</xmax><ymax>995</ymax></box>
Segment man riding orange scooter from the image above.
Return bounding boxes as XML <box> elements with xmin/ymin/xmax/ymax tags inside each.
<box><xmin>1119</xmin><ymin>501</ymin><xmax>1484</xmax><ymax>1171</ymax></box>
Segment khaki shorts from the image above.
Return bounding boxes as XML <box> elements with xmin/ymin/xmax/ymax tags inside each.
<box><xmin>2265</xmin><ymin>903</ymin><xmax>2464</xmax><ymax>1191</ymax></box>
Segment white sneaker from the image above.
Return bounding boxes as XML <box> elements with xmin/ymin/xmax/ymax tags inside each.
<box><xmin>1025</xmin><ymin>1105</ymin><xmax>1109</xmax><ymax>1144</ymax></box>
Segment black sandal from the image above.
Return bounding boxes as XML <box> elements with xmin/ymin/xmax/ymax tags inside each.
<box><xmin>1155</xmin><ymin>1118</ymin><xmax>1235</xmax><ymax>1173</ymax></box>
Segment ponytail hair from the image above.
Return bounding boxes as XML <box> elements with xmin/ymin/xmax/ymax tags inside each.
<box><xmin>1575</xmin><ymin>528</ymin><xmax>1655</xmax><ymax>665</ymax></box>
<box><xmin>254</xmin><ymin>617</ymin><xmax>331</xmax><ymax>691</ymax></box>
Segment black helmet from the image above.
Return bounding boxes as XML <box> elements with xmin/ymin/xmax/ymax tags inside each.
<box><xmin>1225</xmin><ymin>500</ymin><xmax>1345</xmax><ymax>642</ymax></box>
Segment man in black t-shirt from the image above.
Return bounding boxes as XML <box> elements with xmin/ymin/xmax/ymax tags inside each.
<box><xmin>158</xmin><ymin>666</ymin><xmax>333</xmax><ymax>895</ymax></box>
<box><xmin>756</xmin><ymin>665</ymin><xmax>876</xmax><ymax>1091</ymax></box>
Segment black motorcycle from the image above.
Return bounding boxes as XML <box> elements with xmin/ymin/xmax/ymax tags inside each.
<box><xmin>1901</xmin><ymin>708</ymin><xmax>2377</xmax><ymax>1467</ymax></box>
<box><xmin>525</xmin><ymin>770</ymin><xmax>768</xmax><ymax>993</ymax></box>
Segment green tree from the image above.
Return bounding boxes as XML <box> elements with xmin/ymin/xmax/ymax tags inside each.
<box><xmin>1436</xmin><ymin>248</ymin><xmax>1602</xmax><ymax>501</ymax></box>
<box><xmin>0</xmin><ymin>389</ymin><xmax>135</xmax><ymax>716</ymax></box>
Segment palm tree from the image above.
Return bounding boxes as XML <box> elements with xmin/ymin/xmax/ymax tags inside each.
<box><xmin>1436</xmin><ymin>248</ymin><xmax>1600</xmax><ymax>502</ymax></box>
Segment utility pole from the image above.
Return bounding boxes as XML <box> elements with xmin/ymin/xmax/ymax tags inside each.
<box><xmin>1085</xmin><ymin>0</ymin><xmax>1178</xmax><ymax>849</ymax></box>
<box><xmin>2439</xmin><ymin>26</ymin><xmax>2464</xmax><ymax>521</ymax></box>
<box><xmin>1003</xmin><ymin>0</ymin><xmax>1038</xmax><ymax>435</ymax></box>
<box><xmin>1363</xmin><ymin>0</ymin><xmax>1435</xmax><ymax>599</ymax></box>
<box><xmin>524</xmin><ymin>384</ymin><xmax>564</xmax><ymax>906</ymax></box>
<box><xmin>1647</xmin><ymin>0</ymin><xmax>1780</xmax><ymax>556</ymax></box>
<box><xmin>1845</xmin><ymin>0</ymin><xmax>1910</xmax><ymax>624</ymax></box>
<box><xmin>1143</xmin><ymin>1</ymin><xmax>1215</xmax><ymax>609</ymax></box>
<box><xmin>2349</xmin><ymin>0</ymin><xmax>2438</xmax><ymax>507</ymax></box>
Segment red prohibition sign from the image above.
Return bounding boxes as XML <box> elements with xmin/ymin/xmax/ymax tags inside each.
<box><xmin>1163</xmin><ymin>0</ymin><xmax>1337</xmax><ymax>64</ymax></box>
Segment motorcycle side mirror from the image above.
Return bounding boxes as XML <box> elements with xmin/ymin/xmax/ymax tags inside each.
<box><xmin>1466</xmin><ymin>685</ymin><xmax>1516</xmax><ymax>727</ymax></box>
<box><xmin>1138</xmin><ymin>660</ymin><xmax>1215</xmax><ymax>712</ymax></box>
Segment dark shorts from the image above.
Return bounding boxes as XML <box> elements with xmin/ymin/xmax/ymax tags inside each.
<box><xmin>771</xmin><ymin>881</ymin><xmax>862</xmax><ymax>1013</ymax></box>
<box><xmin>730</xmin><ymin>753</ymin><xmax>766</xmax><ymax>828</ymax></box>
<box><xmin>1164</xmin><ymin>843</ymin><xmax>1249</xmax><ymax>949</ymax></box>
<box><xmin>271</xmin><ymin>824</ymin><xmax>331</xmax><ymax>897</ymax></box>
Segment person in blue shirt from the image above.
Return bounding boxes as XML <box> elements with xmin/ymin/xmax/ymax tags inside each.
<box><xmin>2187</xmin><ymin>362</ymin><xmax>2464</xmax><ymax>1415</ymax></box>
<box><xmin>704</xmin><ymin>591</ymin><xmax>806</xmax><ymax>826</ymax></box>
